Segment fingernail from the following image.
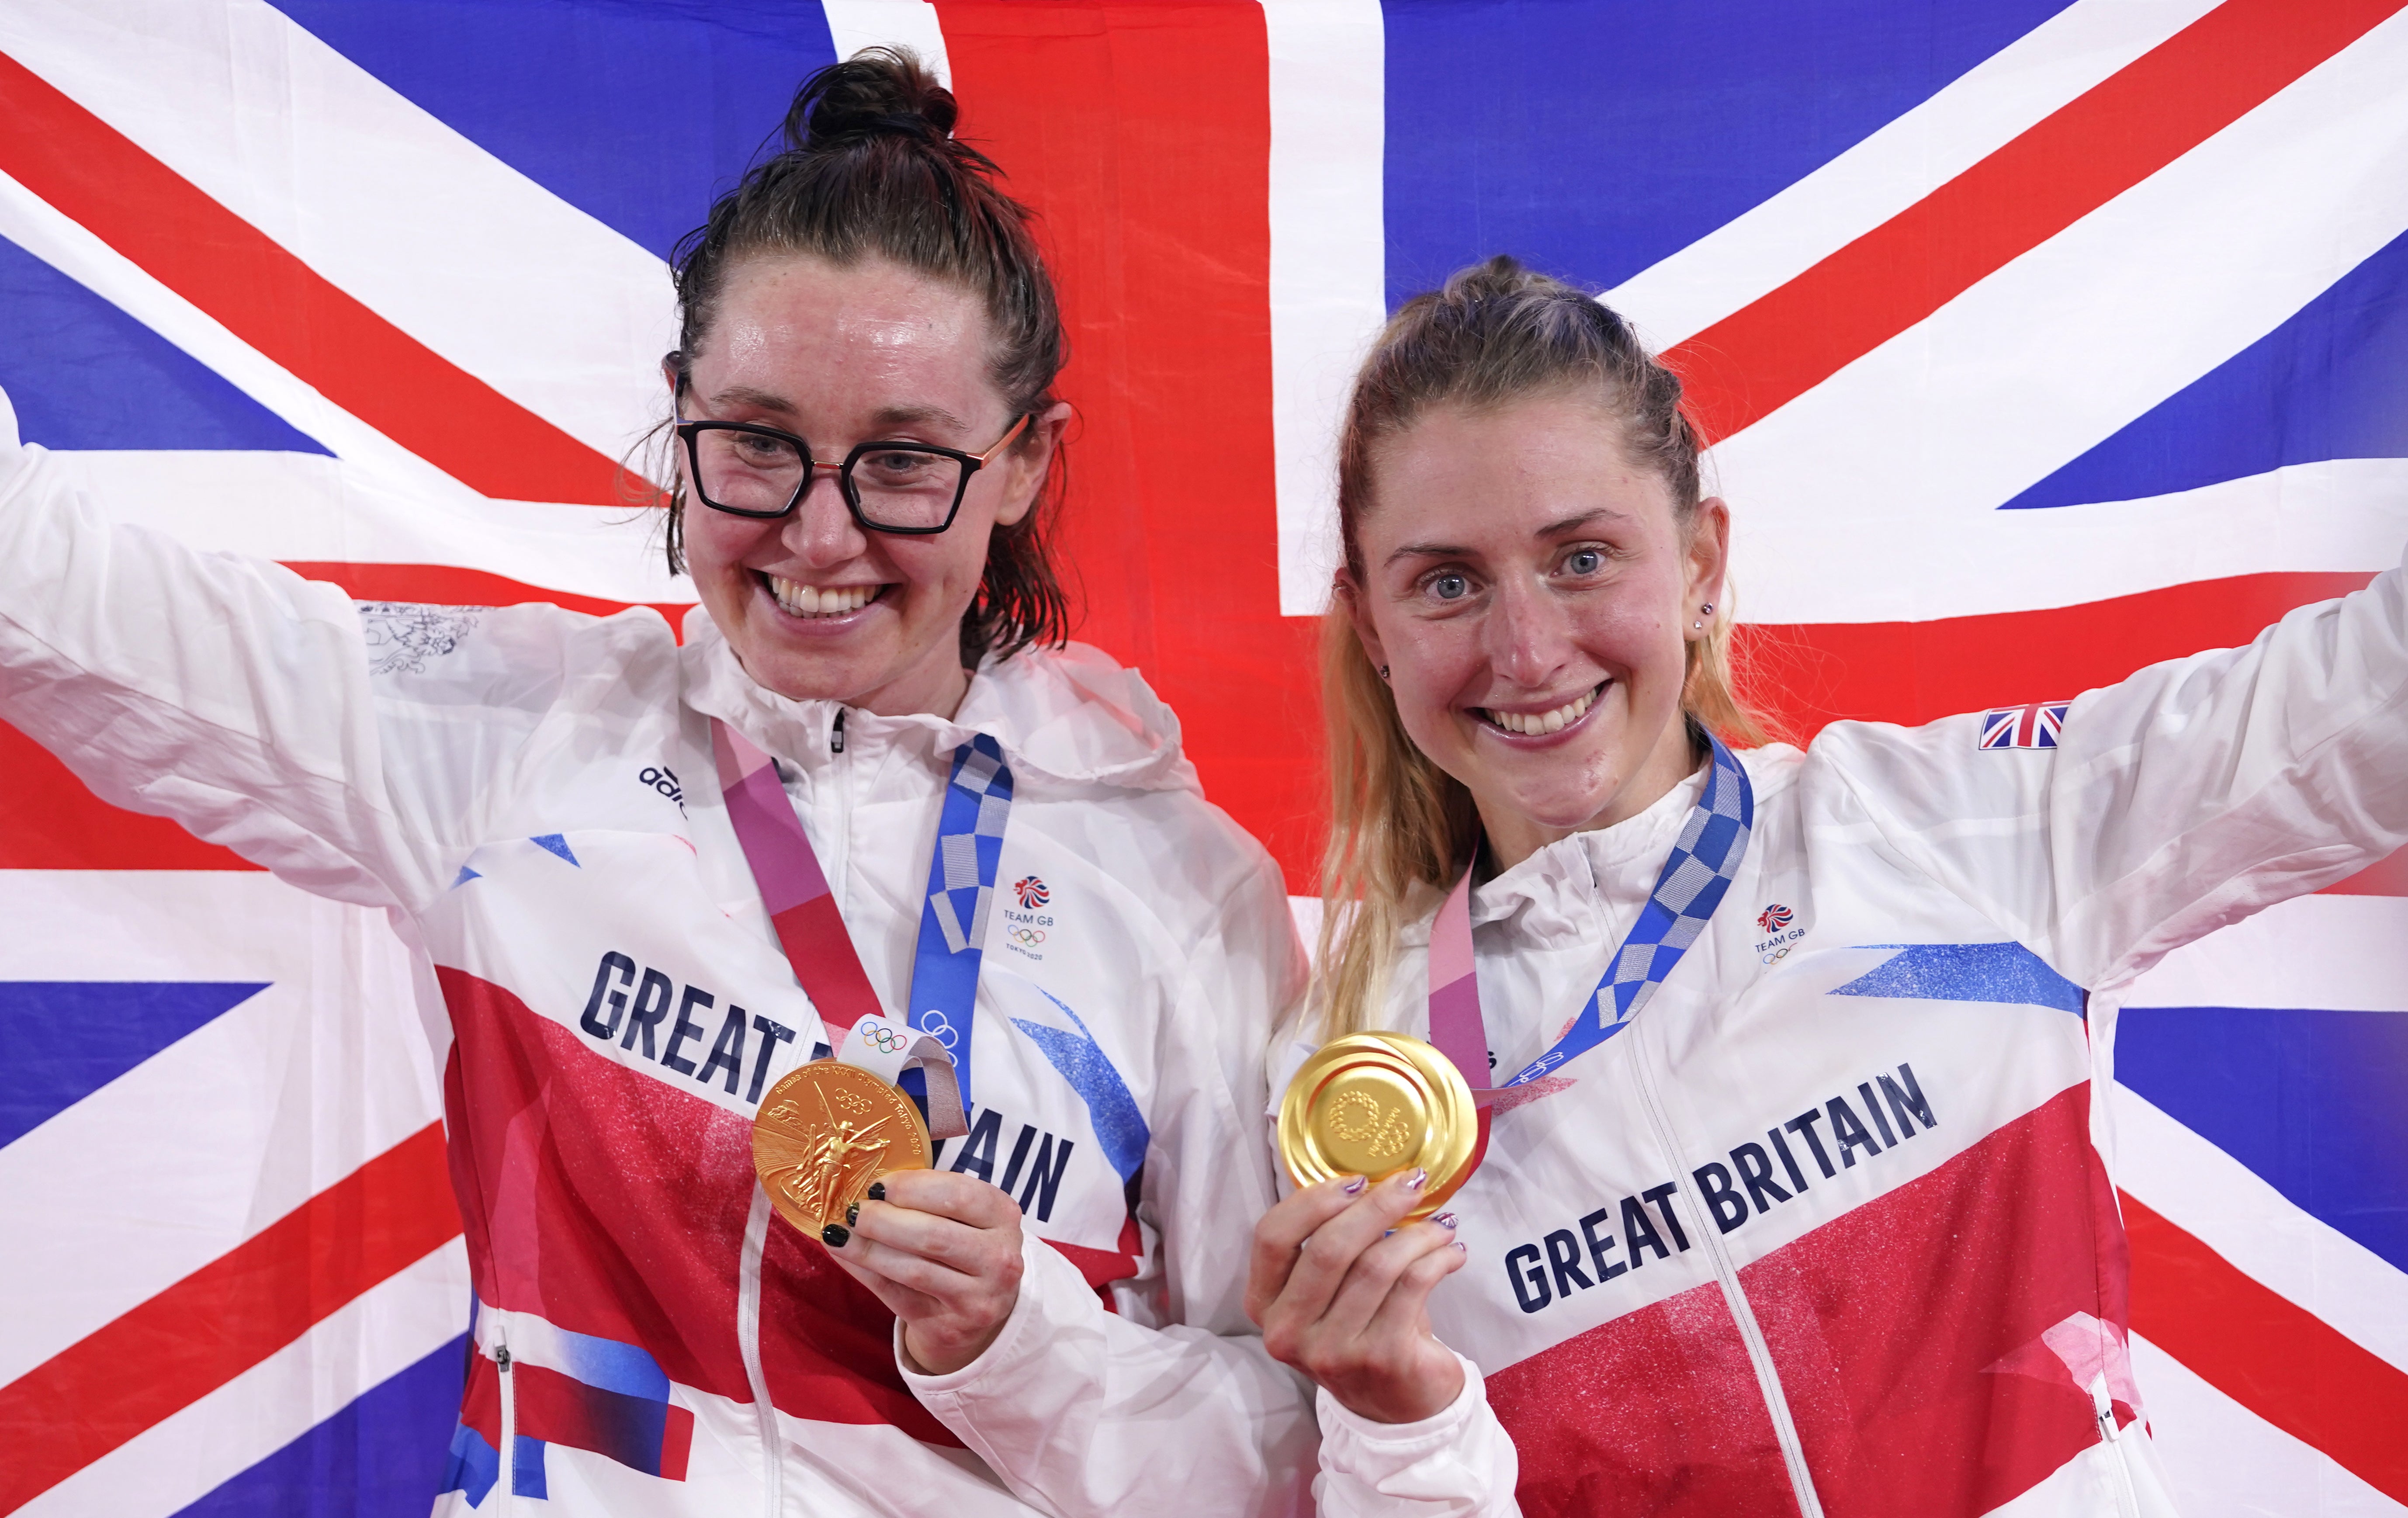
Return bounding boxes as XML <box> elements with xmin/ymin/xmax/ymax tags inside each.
<box><xmin>1404</xmin><ymin>1168</ymin><xmax>1429</xmax><ymax>1191</ymax></box>
<box><xmin>821</xmin><ymin>1223</ymin><xmax>850</xmax><ymax>1248</ymax></box>
<box><xmin>1341</xmin><ymin>1176</ymin><xmax>1367</xmax><ymax>1195</ymax></box>
<box><xmin>1433</xmin><ymin>1212</ymin><xmax>1459</xmax><ymax>1230</ymax></box>
<box><xmin>867</xmin><ymin>1181</ymin><xmax>887</xmax><ymax>1202</ymax></box>
<box><xmin>1453</xmin><ymin>1241</ymin><xmax>1467</xmax><ymax>1254</ymax></box>
<box><xmin>844</xmin><ymin>1203</ymin><xmax>860</xmax><ymax>1228</ymax></box>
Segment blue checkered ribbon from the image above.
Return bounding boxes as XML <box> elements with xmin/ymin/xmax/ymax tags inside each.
<box><xmin>905</xmin><ymin>734</ymin><xmax>1014</xmax><ymax>1113</ymax></box>
<box><xmin>1495</xmin><ymin>733</ymin><xmax>1754</xmax><ymax>1089</ymax></box>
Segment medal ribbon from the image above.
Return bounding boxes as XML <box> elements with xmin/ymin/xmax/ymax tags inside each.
<box><xmin>1428</xmin><ymin>733</ymin><xmax>1755</xmax><ymax>1130</ymax></box>
<box><xmin>712</xmin><ymin>718</ymin><xmax>1014</xmax><ymax>1140</ymax></box>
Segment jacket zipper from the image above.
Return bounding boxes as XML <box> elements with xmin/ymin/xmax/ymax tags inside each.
<box><xmin>739</xmin><ymin>1189</ymin><xmax>785</xmax><ymax>1518</ymax></box>
<box><xmin>2091</xmin><ymin>1373</ymin><xmax>2141</xmax><ymax>1518</ymax></box>
<box><xmin>495</xmin><ymin>1338</ymin><xmax>516</xmax><ymax>1515</ymax></box>
<box><xmin>1628</xmin><ymin>1046</ymin><xmax>1828</xmax><ymax>1518</ymax></box>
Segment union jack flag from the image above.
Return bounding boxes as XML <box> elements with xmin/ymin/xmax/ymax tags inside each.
<box><xmin>0</xmin><ymin>2</ymin><xmax>2402</xmax><ymax>1515</ymax></box>
<box><xmin>1980</xmin><ymin>701</ymin><xmax>2073</xmax><ymax>750</ymax></box>
<box><xmin>1012</xmin><ymin>875</ymin><xmax>1050</xmax><ymax>911</ymax></box>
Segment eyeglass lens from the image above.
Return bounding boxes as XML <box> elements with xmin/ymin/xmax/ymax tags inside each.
<box><xmin>690</xmin><ymin>428</ymin><xmax>967</xmax><ymax>529</ymax></box>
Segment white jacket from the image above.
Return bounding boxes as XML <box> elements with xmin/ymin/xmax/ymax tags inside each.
<box><xmin>1282</xmin><ymin>556</ymin><xmax>2408</xmax><ymax>1518</ymax></box>
<box><xmin>0</xmin><ymin>413</ymin><xmax>1369</xmax><ymax>1517</ymax></box>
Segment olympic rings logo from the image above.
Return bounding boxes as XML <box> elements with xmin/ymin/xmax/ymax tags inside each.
<box><xmin>1761</xmin><ymin>944</ymin><xmax>1796</xmax><ymax>966</ymax></box>
<box><xmin>918</xmin><ymin>1009</ymin><xmax>960</xmax><ymax>1049</ymax></box>
<box><xmin>860</xmin><ymin>1026</ymin><xmax>909</xmax><ymax>1054</ymax></box>
<box><xmin>1009</xmin><ymin>926</ymin><xmax>1046</xmax><ymax>946</ymax></box>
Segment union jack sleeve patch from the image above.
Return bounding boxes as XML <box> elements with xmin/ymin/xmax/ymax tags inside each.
<box><xmin>1979</xmin><ymin>702</ymin><xmax>2071</xmax><ymax>750</ymax></box>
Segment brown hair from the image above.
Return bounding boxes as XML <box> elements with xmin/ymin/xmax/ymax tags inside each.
<box><xmin>645</xmin><ymin>47</ymin><xmax>1071</xmax><ymax>663</ymax></box>
<box><xmin>1314</xmin><ymin>255</ymin><xmax>1768</xmax><ymax>1035</ymax></box>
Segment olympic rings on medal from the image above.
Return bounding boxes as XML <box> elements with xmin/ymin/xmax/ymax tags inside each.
<box><xmin>860</xmin><ymin>1025</ymin><xmax>909</xmax><ymax>1054</ymax></box>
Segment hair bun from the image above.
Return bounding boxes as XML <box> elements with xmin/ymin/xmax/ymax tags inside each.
<box><xmin>788</xmin><ymin>46</ymin><xmax>957</xmax><ymax>151</ymax></box>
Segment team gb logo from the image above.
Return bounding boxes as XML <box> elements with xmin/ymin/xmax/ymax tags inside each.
<box><xmin>1757</xmin><ymin>904</ymin><xmax>1795</xmax><ymax>935</ymax></box>
<box><xmin>1012</xmin><ymin>875</ymin><xmax>1050</xmax><ymax>910</ymax></box>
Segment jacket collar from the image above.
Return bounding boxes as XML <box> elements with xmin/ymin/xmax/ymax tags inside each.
<box><xmin>677</xmin><ymin>609</ymin><xmax>1202</xmax><ymax>799</ymax></box>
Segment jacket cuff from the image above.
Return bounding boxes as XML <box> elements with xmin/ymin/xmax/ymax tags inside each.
<box><xmin>1314</xmin><ymin>1350</ymin><xmax>1520</xmax><ymax>1516</ymax></box>
<box><xmin>894</xmin><ymin>1228</ymin><xmax>1096</xmax><ymax>1397</ymax></box>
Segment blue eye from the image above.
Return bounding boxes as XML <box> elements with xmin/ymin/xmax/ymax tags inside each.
<box><xmin>1431</xmin><ymin>573</ymin><xmax>1470</xmax><ymax>601</ymax></box>
<box><xmin>1566</xmin><ymin>549</ymin><xmax>1603</xmax><ymax>575</ymax></box>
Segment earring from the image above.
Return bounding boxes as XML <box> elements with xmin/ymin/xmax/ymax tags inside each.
<box><xmin>1700</xmin><ymin>603</ymin><xmax>1714</xmax><ymax>615</ymax></box>
<box><xmin>1378</xmin><ymin>665</ymin><xmax>1390</xmax><ymax>681</ymax></box>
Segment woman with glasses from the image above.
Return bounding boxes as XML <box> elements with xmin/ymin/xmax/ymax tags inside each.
<box><xmin>1243</xmin><ymin>258</ymin><xmax>2406</xmax><ymax>1517</ymax></box>
<box><xmin>0</xmin><ymin>50</ymin><xmax>1405</xmax><ymax>1518</ymax></box>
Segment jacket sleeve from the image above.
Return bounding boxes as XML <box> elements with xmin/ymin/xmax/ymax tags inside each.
<box><xmin>1311</xmin><ymin>1353</ymin><xmax>1523</xmax><ymax>1518</ymax></box>
<box><xmin>902</xmin><ymin>847</ymin><xmax>1323</xmax><ymax>1518</ymax></box>
<box><xmin>1815</xmin><ymin>551</ymin><xmax>2408</xmax><ymax>991</ymax></box>
<box><xmin>0</xmin><ymin>422</ymin><xmax>553</xmax><ymax>912</ymax></box>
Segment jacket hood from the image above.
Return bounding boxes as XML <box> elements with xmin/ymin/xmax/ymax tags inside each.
<box><xmin>679</xmin><ymin>610</ymin><xmax>1201</xmax><ymax>798</ymax></box>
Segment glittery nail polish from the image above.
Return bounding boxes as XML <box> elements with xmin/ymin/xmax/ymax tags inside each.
<box><xmin>1433</xmin><ymin>1212</ymin><xmax>1459</xmax><ymax>1230</ymax></box>
<box><xmin>844</xmin><ymin>1203</ymin><xmax>860</xmax><ymax>1228</ymax></box>
<box><xmin>866</xmin><ymin>1181</ymin><xmax>887</xmax><ymax>1202</ymax></box>
<box><xmin>821</xmin><ymin>1223</ymin><xmax>850</xmax><ymax>1248</ymax></box>
<box><xmin>1341</xmin><ymin>1176</ymin><xmax>1368</xmax><ymax>1195</ymax></box>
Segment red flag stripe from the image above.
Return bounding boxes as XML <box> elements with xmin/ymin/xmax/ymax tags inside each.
<box><xmin>0</xmin><ymin>49</ymin><xmax>626</xmax><ymax>506</ymax></box>
<box><xmin>934</xmin><ymin>0</ymin><xmax>1325</xmax><ymax>881</ymax></box>
<box><xmin>0</xmin><ymin>1123</ymin><xmax>461</xmax><ymax>1513</ymax></box>
<box><xmin>1667</xmin><ymin>0</ymin><xmax>2408</xmax><ymax>443</ymax></box>
<box><xmin>2122</xmin><ymin>1188</ymin><xmax>2408</xmax><ymax>1503</ymax></box>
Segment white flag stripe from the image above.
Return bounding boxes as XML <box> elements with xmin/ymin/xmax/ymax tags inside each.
<box><xmin>825</xmin><ymin>0</ymin><xmax>953</xmax><ymax>84</ymax></box>
<box><xmin>49</xmin><ymin>451</ymin><xmax>694</xmax><ymax>608</ymax></box>
<box><xmin>2121</xmin><ymin>894</ymin><xmax>2408</xmax><ymax>1016</ymax></box>
<box><xmin>0</xmin><ymin>0</ymin><xmax>676</xmax><ymax>468</ymax></box>
<box><xmin>1262</xmin><ymin>0</ymin><xmax>1387</xmax><ymax>617</ymax></box>
<box><xmin>0</xmin><ymin>163</ymin><xmax>491</xmax><ymax>508</ymax></box>
<box><xmin>0</xmin><ymin>871</ymin><xmax>440</xmax><ymax>1386</ymax></box>
<box><xmin>2114</xmin><ymin>1085</ymin><xmax>2408</xmax><ymax>1376</ymax></box>
<box><xmin>1713</xmin><ymin>10</ymin><xmax>2408</xmax><ymax>623</ymax></box>
<box><xmin>14</xmin><ymin>1240</ymin><xmax>469</xmax><ymax>1518</ymax></box>
<box><xmin>1605</xmin><ymin>0</ymin><xmax>2224</xmax><ymax>350</ymax></box>
<box><xmin>2129</xmin><ymin>1331</ymin><xmax>2408</xmax><ymax>1518</ymax></box>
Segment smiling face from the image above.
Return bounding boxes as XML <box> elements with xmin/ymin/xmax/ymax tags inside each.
<box><xmin>674</xmin><ymin>254</ymin><xmax>1065</xmax><ymax>717</ymax></box>
<box><xmin>1346</xmin><ymin>394</ymin><xmax>1729</xmax><ymax>870</ymax></box>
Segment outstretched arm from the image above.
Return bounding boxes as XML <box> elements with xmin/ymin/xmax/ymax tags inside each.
<box><xmin>0</xmin><ymin>401</ymin><xmax>580</xmax><ymax>911</ymax></box>
<box><xmin>1819</xmin><ymin>551</ymin><xmax>2408</xmax><ymax>991</ymax></box>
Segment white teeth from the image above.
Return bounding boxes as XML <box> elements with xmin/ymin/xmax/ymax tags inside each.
<box><xmin>769</xmin><ymin>576</ymin><xmax>877</xmax><ymax>617</ymax></box>
<box><xmin>1483</xmin><ymin>686</ymin><xmax>1598</xmax><ymax>736</ymax></box>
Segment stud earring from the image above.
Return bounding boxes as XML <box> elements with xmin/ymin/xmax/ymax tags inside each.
<box><xmin>1378</xmin><ymin>665</ymin><xmax>1390</xmax><ymax>681</ymax></box>
<box><xmin>1700</xmin><ymin>603</ymin><xmax>1714</xmax><ymax>615</ymax></box>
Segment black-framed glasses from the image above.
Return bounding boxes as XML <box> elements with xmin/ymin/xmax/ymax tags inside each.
<box><xmin>673</xmin><ymin>406</ymin><xmax>1031</xmax><ymax>534</ymax></box>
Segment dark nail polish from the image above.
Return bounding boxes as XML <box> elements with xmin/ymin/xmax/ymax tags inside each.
<box><xmin>1341</xmin><ymin>1176</ymin><xmax>1368</xmax><ymax>1195</ymax></box>
<box><xmin>844</xmin><ymin>1203</ymin><xmax>860</xmax><ymax>1228</ymax></box>
<box><xmin>1404</xmin><ymin>1168</ymin><xmax>1429</xmax><ymax>1191</ymax></box>
<box><xmin>821</xmin><ymin>1223</ymin><xmax>850</xmax><ymax>1248</ymax></box>
<box><xmin>867</xmin><ymin>1181</ymin><xmax>887</xmax><ymax>1202</ymax></box>
<box><xmin>1433</xmin><ymin>1212</ymin><xmax>1459</xmax><ymax>1230</ymax></box>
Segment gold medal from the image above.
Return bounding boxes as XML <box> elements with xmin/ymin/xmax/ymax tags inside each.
<box><xmin>752</xmin><ymin>1061</ymin><xmax>932</xmax><ymax>1232</ymax></box>
<box><xmin>1276</xmin><ymin>1031</ymin><xmax>1478</xmax><ymax>1223</ymax></box>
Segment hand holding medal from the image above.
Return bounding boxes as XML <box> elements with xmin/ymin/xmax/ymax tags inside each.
<box><xmin>719</xmin><ymin>719</ymin><xmax>1031</xmax><ymax>1374</ymax></box>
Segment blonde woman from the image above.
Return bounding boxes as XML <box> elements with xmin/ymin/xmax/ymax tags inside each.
<box><xmin>1246</xmin><ymin>256</ymin><xmax>2407</xmax><ymax>1518</ymax></box>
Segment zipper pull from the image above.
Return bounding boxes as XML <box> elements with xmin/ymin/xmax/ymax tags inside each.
<box><xmin>496</xmin><ymin>1345</ymin><xmax>513</xmax><ymax>1372</ymax></box>
<box><xmin>2089</xmin><ymin>1372</ymin><xmax>2118</xmax><ymax>1442</ymax></box>
<box><xmin>832</xmin><ymin>709</ymin><xmax>846</xmax><ymax>754</ymax></box>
